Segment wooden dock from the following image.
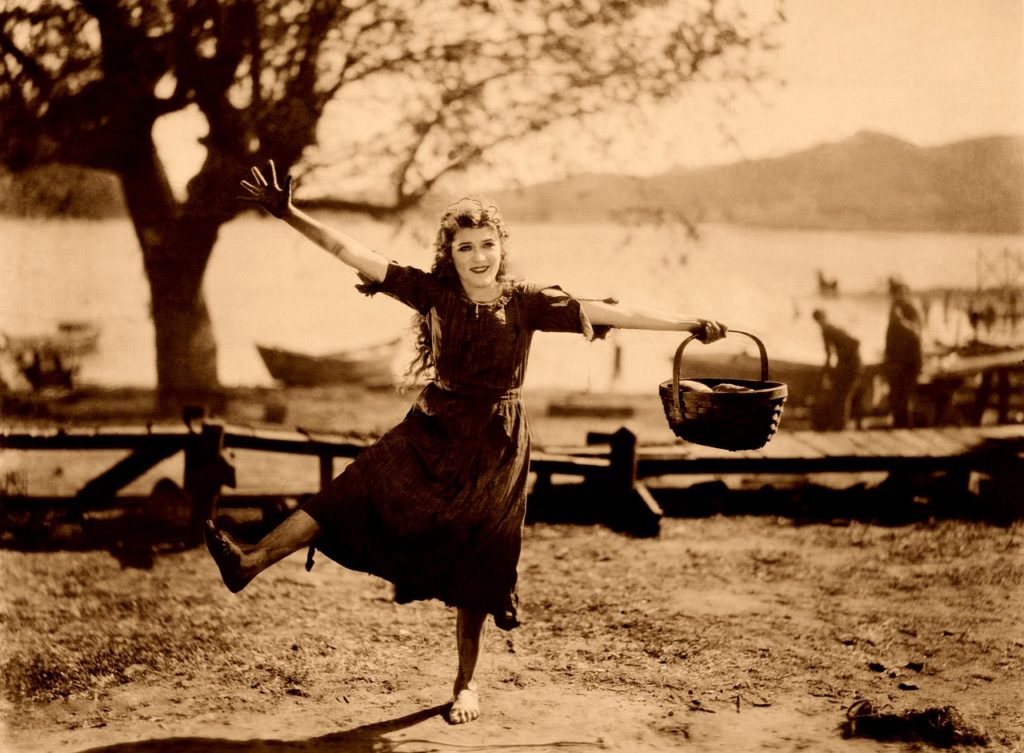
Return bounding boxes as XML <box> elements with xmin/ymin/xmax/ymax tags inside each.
<box><xmin>2</xmin><ymin>421</ymin><xmax>1023</xmax><ymax>539</ymax></box>
<box><xmin>531</xmin><ymin>424</ymin><xmax>1024</xmax><ymax>533</ymax></box>
<box><xmin>537</xmin><ymin>424</ymin><xmax>1024</xmax><ymax>477</ymax></box>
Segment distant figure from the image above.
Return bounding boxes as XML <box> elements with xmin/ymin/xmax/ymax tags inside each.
<box><xmin>884</xmin><ymin>277</ymin><xmax>923</xmax><ymax>428</ymax></box>
<box><xmin>23</xmin><ymin>351</ymin><xmax>44</xmax><ymax>390</ymax></box>
<box><xmin>967</xmin><ymin>304</ymin><xmax>983</xmax><ymax>338</ymax></box>
<box><xmin>982</xmin><ymin>301</ymin><xmax>997</xmax><ymax>333</ymax></box>
<box><xmin>812</xmin><ymin>309</ymin><xmax>862</xmax><ymax>430</ymax></box>
<box><xmin>816</xmin><ymin>269</ymin><xmax>839</xmax><ymax>298</ymax></box>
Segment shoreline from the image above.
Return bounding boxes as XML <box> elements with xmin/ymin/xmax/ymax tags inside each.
<box><xmin>0</xmin><ymin>383</ymin><xmax>739</xmax><ymax>448</ymax></box>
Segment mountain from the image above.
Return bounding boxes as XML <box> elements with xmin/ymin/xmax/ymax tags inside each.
<box><xmin>491</xmin><ymin>131</ymin><xmax>1024</xmax><ymax>233</ymax></box>
<box><xmin>2</xmin><ymin>132</ymin><xmax>1021</xmax><ymax>232</ymax></box>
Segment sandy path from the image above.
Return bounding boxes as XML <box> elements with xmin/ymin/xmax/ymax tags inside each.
<box><xmin>3</xmin><ymin>516</ymin><xmax>1021</xmax><ymax>753</ymax></box>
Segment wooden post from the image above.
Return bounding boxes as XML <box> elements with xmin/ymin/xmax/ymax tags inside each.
<box><xmin>591</xmin><ymin>427</ymin><xmax>662</xmax><ymax>537</ymax></box>
<box><xmin>973</xmin><ymin>371</ymin><xmax>995</xmax><ymax>425</ymax></box>
<box><xmin>996</xmin><ymin>369</ymin><xmax>1011</xmax><ymax>424</ymax></box>
<box><xmin>530</xmin><ymin>467</ymin><xmax>553</xmax><ymax>501</ymax></box>
<box><xmin>184</xmin><ymin>422</ymin><xmax>235</xmax><ymax>545</ymax></box>
<box><xmin>605</xmin><ymin>427</ymin><xmax>638</xmax><ymax>494</ymax></box>
<box><xmin>973</xmin><ymin>438</ymin><xmax>1024</xmax><ymax>523</ymax></box>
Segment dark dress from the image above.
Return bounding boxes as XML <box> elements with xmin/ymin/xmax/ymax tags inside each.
<box><xmin>301</xmin><ymin>263</ymin><xmax>607</xmax><ymax>630</ymax></box>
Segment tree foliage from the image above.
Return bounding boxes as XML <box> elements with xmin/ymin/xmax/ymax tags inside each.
<box><xmin>0</xmin><ymin>0</ymin><xmax>782</xmax><ymax>400</ymax></box>
<box><xmin>2</xmin><ymin>0</ymin><xmax>781</xmax><ymax>210</ymax></box>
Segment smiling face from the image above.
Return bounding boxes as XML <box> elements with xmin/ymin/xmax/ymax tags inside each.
<box><xmin>451</xmin><ymin>225</ymin><xmax>503</xmax><ymax>300</ymax></box>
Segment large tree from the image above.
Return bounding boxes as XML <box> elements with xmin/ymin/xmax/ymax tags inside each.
<box><xmin>0</xmin><ymin>0</ymin><xmax>781</xmax><ymax>409</ymax></box>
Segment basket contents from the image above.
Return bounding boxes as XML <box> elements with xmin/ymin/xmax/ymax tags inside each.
<box><xmin>659</xmin><ymin>330</ymin><xmax>788</xmax><ymax>451</ymax></box>
<box><xmin>712</xmin><ymin>383</ymin><xmax>753</xmax><ymax>393</ymax></box>
<box><xmin>678</xmin><ymin>379</ymin><xmax>713</xmax><ymax>393</ymax></box>
<box><xmin>678</xmin><ymin>380</ymin><xmax>754</xmax><ymax>394</ymax></box>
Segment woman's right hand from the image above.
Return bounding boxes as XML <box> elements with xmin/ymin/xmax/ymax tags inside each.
<box><xmin>239</xmin><ymin>159</ymin><xmax>292</xmax><ymax>218</ymax></box>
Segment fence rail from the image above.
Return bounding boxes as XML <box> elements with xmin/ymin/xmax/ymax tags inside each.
<box><xmin>3</xmin><ymin>421</ymin><xmax>1023</xmax><ymax>536</ymax></box>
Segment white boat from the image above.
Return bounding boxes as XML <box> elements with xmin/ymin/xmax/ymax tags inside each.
<box><xmin>256</xmin><ymin>338</ymin><xmax>401</xmax><ymax>387</ymax></box>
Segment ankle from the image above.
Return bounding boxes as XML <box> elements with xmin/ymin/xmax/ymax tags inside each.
<box><xmin>242</xmin><ymin>548</ymin><xmax>268</xmax><ymax>575</ymax></box>
<box><xmin>453</xmin><ymin>676</ymin><xmax>478</xmax><ymax>694</ymax></box>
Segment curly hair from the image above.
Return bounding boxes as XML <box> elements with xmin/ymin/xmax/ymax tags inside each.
<box><xmin>405</xmin><ymin>198</ymin><xmax>511</xmax><ymax>382</ymax></box>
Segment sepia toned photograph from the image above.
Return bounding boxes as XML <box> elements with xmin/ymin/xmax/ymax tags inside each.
<box><xmin>1</xmin><ymin>1</ymin><xmax>1022</xmax><ymax>751</ymax></box>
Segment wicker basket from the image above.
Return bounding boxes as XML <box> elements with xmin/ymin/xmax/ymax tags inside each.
<box><xmin>658</xmin><ymin>330</ymin><xmax>788</xmax><ymax>451</ymax></box>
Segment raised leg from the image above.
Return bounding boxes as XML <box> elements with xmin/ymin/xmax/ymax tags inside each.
<box><xmin>448</xmin><ymin>608</ymin><xmax>487</xmax><ymax>724</ymax></box>
<box><xmin>205</xmin><ymin>510</ymin><xmax>321</xmax><ymax>592</ymax></box>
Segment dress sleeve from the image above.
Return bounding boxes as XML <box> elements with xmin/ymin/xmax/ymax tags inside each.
<box><xmin>355</xmin><ymin>263</ymin><xmax>438</xmax><ymax>315</ymax></box>
<box><xmin>522</xmin><ymin>284</ymin><xmax>612</xmax><ymax>341</ymax></box>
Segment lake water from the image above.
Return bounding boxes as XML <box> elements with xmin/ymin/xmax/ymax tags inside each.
<box><xmin>2</xmin><ymin>215</ymin><xmax>1021</xmax><ymax>393</ymax></box>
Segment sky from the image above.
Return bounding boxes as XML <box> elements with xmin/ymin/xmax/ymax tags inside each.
<box><xmin>708</xmin><ymin>0</ymin><xmax>1023</xmax><ymax>162</ymax></box>
<box><xmin>526</xmin><ymin>0</ymin><xmax>1024</xmax><ymax>176</ymax></box>
<box><xmin>156</xmin><ymin>0</ymin><xmax>1024</xmax><ymax>192</ymax></box>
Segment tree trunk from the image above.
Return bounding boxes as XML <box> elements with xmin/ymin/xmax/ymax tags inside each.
<box><xmin>147</xmin><ymin>258</ymin><xmax>223</xmax><ymax>414</ymax></box>
<box><xmin>118</xmin><ymin>142</ymin><xmax>225</xmax><ymax>414</ymax></box>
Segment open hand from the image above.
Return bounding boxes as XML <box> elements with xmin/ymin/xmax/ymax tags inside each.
<box><xmin>696</xmin><ymin>319</ymin><xmax>728</xmax><ymax>343</ymax></box>
<box><xmin>239</xmin><ymin>159</ymin><xmax>292</xmax><ymax>218</ymax></box>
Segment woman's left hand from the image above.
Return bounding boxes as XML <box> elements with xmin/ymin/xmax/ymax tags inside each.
<box><xmin>696</xmin><ymin>319</ymin><xmax>728</xmax><ymax>343</ymax></box>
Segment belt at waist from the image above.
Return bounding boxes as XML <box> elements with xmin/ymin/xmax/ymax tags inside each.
<box><xmin>430</xmin><ymin>382</ymin><xmax>522</xmax><ymax>401</ymax></box>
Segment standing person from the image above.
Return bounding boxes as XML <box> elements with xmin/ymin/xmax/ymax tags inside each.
<box><xmin>811</xmin><ymin>309</ymin><xmax>862</xmax><ymax>430</ymax></box>
<box><xmin>205</xmin><ymin>160</ymin><xmax>728</xmax><ymax>725</ymax></box>
<box><xmin>884</xmin><ymin>277</ymin><xmax>923</xmax><ymax>428</ymax></box>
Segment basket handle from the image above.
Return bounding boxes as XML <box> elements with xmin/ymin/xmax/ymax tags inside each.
<box><xmin>671</xmin><ymin>330</ymin><xmax>770</xmax><ymax>416</ymax></box>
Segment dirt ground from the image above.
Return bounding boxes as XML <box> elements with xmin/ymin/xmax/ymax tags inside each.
<box><xmin>2</xmin><ymin>388</ymin><xmax>1023</xmax><ymax>752</ymax></box>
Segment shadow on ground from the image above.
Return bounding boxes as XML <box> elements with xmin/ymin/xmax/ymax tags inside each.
<box><xmin>66</xmin><ymin>702</ymin><xmax>610</xmax><ymax>753</ymax></box>
<box><xmin>75</xmin><ymin>705</ymin><xmax>459</xmax><ymax>753</ymax></box>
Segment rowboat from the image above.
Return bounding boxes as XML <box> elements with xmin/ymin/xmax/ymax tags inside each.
<box><xmin>256</xmin><ymin>338</ymin><xmax>401</xmax><ymax>387</ymax></box>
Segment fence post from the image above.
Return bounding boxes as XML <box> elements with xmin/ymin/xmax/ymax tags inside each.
<box><xmin>184</xmin><ymin>422</ymin><xmax>235</xmax><ymax>545</ymax></box>
<box><xmin>604</xmin><ymin>427</ymin><xmax>662</xmax><ymax>537</ymax></box>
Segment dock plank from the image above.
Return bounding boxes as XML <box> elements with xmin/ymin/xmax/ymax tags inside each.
<box><xmin>910</xmin><ymin>428</ymin><xmax>977</xmax><ymax>456</ymax></box>
<box><xmin>788</xmin><ymin>431</ymin><xmax>863</xmax><ymax>458</ymax></box>
<box><xmin>5</xmin><ymin>423</ymin><xmax>1021</xmax><ymax>502</ymax></box>
<box><xmin>843</xmin><ymin>431</ymin><xmax>894</xmax><ymax>457</ymax></box>
<box><xmin>779</xmin><ymin>432</ymin><xmax>829</xmax><ymax>459</ymax></box>
<box><xmin>757</xmin><ymin>432</ymin><xmax>817</xmax><ymax>458</ymax></box>
<box><xmin>885</xmin><ymin>429</ymin><xmax>948</xmax><ymax>457</ymax></box>
<box><xmin>849</xmin><ymin>430</ymin><xmax>915</xmax><ymax>457</ymax></box>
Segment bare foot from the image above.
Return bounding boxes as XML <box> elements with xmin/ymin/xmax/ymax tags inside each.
<box><xmin>448</xmin><ymin>687</ymin><xmax>480</xmax><ymax>725</ymax></box>
<box><xmin>204</xmin><ymin>521</ymin><xmax>253</xmax><ymax>593</ymax></box>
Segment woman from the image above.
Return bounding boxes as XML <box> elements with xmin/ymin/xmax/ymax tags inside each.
<box><xmin>206</xmin><ymin>160</ymin><xmax>728</xmax><ymax>724</ymax></box>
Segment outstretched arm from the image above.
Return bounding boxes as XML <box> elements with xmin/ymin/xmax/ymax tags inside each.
<box><xmin>240</xmin><ymin>160</ymin><xmax>388</xmax><ymax>283</ymax></box>
<box><xmin>580</xmin><ymin>299</ymin><xmax>727</xmax><ymax>342</ymax></box>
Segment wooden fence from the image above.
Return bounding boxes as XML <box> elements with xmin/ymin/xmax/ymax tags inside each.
<box><xmin>3</xmin><ymin>420</ymin><xmax>1022</xmax><ymax>538</ymax></box>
